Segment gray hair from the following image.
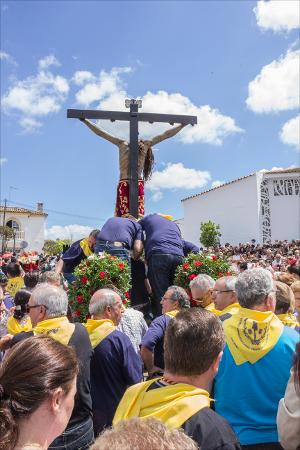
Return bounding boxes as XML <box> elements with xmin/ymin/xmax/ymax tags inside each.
<box><xmin>223</xmin><ymin>276</ymin><xmax>237</xmax><ymax>291</ymax></box>
<box><xmin>30</xmin><ymin>283</ymin><xmax>68</xmax><ymax>318</ymax></box>
<box><xmin>39</xmin><ymin>271</ymin><xmax>61</xmax><ymax>285</ymax></box>
<box><xmin>189</xmin><ymin>274</ymin><xmax>215</xmax><ymax>292</ymax></box>
<box><xmin>89</xmin><ymin>288</ymin><xmax>119</xmax><ymax>316</ymax></box>
<box><xmin>235</xmin><ymin>268</ymin><xmax>274</xmax><ymax>308</ymax></box>
<box><xmin>168</xmin><ymin>286</ymin><xmax>190</xmax><ymax>309</ymax></box>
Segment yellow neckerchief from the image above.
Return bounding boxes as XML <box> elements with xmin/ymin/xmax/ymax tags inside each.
<box><xmin>113</xmin><ymin>378</ymin><xmax>210</xmax><ymax>429</ymax></box>
<box><xmin>6</xmin><ymin>276</ymin><xmax>24</xmax><ymax>298</ymax></box>
<box><xmin>165</xmin><ymin>310</ymin><xmax>179</xmax><ymax>318</ymax></box>
<box><xmin>33</xmin><ymin>317</ymin><xmax>75</xmax><ymax>346</ymax></box>
<box><xmin>84</xmin><ymin>319</ymin><xmax>116</xmax><ymax>349</ymax></box>
<box><xmin>277</xmin><ymin>313</ymin><xmax>299</xmax><ymax>329</ymax></box>
<box><xmin>224</xmin><ymin>307</ymin><xmax>284</xmax><ymax>365</ymax></box>
<box><xmin>205</xmin><ymin>302</ymin><xmax>221</xmax><ymax>316</ymax></box>
<box><xmin>80</xmin><ymin>238</ymin><xmax>93</xmax><ymax>257</ymax></box>
<box><xmin>220</xmin><ymin>302</ymin><xmax>240</xmax><ymax>317</ymax></box>
<box><xmin>7</xmin><ymin>315</ymin><xmax>32</xmax><ymax>335</ymax></box>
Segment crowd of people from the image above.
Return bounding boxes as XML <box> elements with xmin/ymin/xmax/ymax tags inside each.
<box><xmin>0</xmin><ymin>213</ymin><xmax>299</xmax><ymax>450</ymax></box>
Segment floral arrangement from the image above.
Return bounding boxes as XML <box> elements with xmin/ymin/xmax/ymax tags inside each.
<box><xmin>174</xmin><ymin>253</ymin><xmax>233</xmax><ymax>302</ymax></box>
<box><xmin>68</xmin><ymin>254</ymin><xmax>131</xmax><ymax>322</ymax></box>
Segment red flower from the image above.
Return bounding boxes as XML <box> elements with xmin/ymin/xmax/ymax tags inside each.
<box><xmin>81</xmin><ymin>276</ymin><xmax>88</xmax><ymax>284</ymax></box>
<box><xmin>125</xmin><ymin>291</ymin><xmax>130</xmax><ymax>299</ymax></box>
<box><xmin>122</xmin><ymin>299</ymin><xmax>127</xmax><ymax>305</ymax></box>
<box><xmin>218</xmin><ymin>272</ymin><xmax>224</xmax><ymax>278</ymax></box>
<box><xmin>183</xmin><ymin>263</ymin><xmax>190</xmax><ymax>270</ymax></box>
<box><xmin>194</xmin><ymin>261</ymin><xmax>203</xmax><ymax>267</ymax></box>
<box><xmin>189</xmin><ymin>274</ymin><xmax>197</xmax><ymax>280</ymax></box>
<box><xmin>225</xmin><ymin>272</ymin><xmax>232</xmax><ymax>276</ymax></box>
<box><xmin>212</xmin><ymin>256</ymin><xmax>218</xmax><ymax>261</ymax></box>
<box><xmin>77</xmin><ymin>295</ymin><xmax>84</xmax><ymax>304</ymax></box>
<box><xmin>99</xmin><ymin>271</ymin><xmax>106</xmax><ymax>279</ymax></box>
<box><xmin>85</xmin><ymin>313</ymin><xmax>91</xmax><ymax>320</ymax></box>
<box><xmin>75</xmin><ymin>310</ymin><xmax>81</xmax><ymax>318</ymax></box>
<box><xmin>118</xmin><ymin>263</ymin><xmax>125</xmax><ymax>270</ymax></box>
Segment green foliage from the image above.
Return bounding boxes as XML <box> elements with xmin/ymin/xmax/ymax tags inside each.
<box><xmin>199</xmin><ymin>221</ymin><xmax>221</xmax><ymax>248</ymax></box>
<box><xmin>0</xmin><ymin>226</ymin><xmax>14</xmax><ymax>239</ymax></box>
<box><xmin>43</xmin><ymin>239</ymin><xmax>72</xmax><ymax>255</ymax></box>
<box><xmin>174</xmin><ymin>252</ymin><xmax>232</xmax><ymax>302</ymax></box>
<box><xmin>68</xmin><ymin>254</ymin><xmax>131</xmax><ymax>322</ymax></box>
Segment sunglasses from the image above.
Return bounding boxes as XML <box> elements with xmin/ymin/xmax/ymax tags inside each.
<box><xmin>26</xmin><ymin>304</ymin><xmax>48</xmax><ymax>313</ymax></box>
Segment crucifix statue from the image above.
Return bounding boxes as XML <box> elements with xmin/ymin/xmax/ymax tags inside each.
<box><xmin>67</xmin><ymin>99</ymin><xmax>197</xmax><ymax>218</ymax></box>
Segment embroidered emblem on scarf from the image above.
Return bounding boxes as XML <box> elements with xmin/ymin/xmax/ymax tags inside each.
<box><xmin>277</xmin><ymin>313</ymin><xmax>299</xmax><ymax>329</ymax></box>
<box><xmin>224</xmin><ymin>307</ymin><xmax>283</xmax><ymax>365</ymax></box>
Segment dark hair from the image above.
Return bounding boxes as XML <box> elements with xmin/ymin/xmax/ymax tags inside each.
<box><xmin>0</xmin><ymin>336</ymin><xmax>78</xmax><ymax>450</ymax></box>
<box><xmin>239</xmin><ymin>262</ymin><xmax>248</xmax><ymax>271</ymax></box>
<box><xmin>89</xmin><ymin>229</ymin><xmax>100</xmax><ymax>238</ymax></box>
<box><xmin>13</xmin><ymin>289</ymin><xmax>31</xmax><ymax>320</ymax></box>
<box><xmin>164</xmin><ymin>309</ymin><xmax>225</xmax><ymax>376</ymax></box>
<box><xmin>287</xmin><ymin>265</ymin><xmax>300</xmax><ymax>277</ymax></box>
<box><xmin>6</xmin><ymin>263</ymin><xmax>21</xmax><ymax>278</ymax></box>
<box><xmin>24</xmin><ymin>271</ymin><xmax>39</xmax><ymax>289</ymax></box>
<box><xmin>0</xmin><ymin>274</ymin><xmax>8</xmax><ymax>285</ymax></box>
<box><xmin>142</xmin><ymin>145</ymin><xmax>154</xmax><ymax>182</ymax></box>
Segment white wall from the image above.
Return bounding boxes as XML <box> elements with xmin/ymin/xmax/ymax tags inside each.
<box><xmin>0</xmin><ymin>213</ymin><xmax>46</xmax><ymax>252</ymax></box>
<box><xmin>182</xmin><ymin>174</ymin><xmax>261</xmax><ymax>246</ymax></box>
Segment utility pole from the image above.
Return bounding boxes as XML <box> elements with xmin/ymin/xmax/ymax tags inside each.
<box><xmin>1</xmin><ymin>198</ymin><xmax>7</xmax><ymax>254</ymax></box>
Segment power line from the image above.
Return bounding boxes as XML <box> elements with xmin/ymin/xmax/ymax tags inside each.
<box><xmin>2</xmin><ymin>199</ymin><xmax>106</xmax><ymax>223</ymax></box>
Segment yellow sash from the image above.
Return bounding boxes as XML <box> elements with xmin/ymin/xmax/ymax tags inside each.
<box><xmin>205</xmin><ymin>302</ymin><xmax>221</xmax><ymax>316</ymax></box>
<box><xmin>80</xmin><ymin>238</ymin><xmax>93</xmax><ymax>257</ymax></box>
<box><xmin>113</xmin><ymin>378</ymin><xmax>210</xmax><ymax>429</ymax></box>
<box><xmin>220</xmin><ymin>303</ymin><xmax>240</xmax><ymax>317</ymax></box>
<box><xmin>33</xmin><ymin>317</ymin><xmax>75</xmax><ymax>346</ymax></box>
<box><xmin>277</xmin><ymin>313</ymin><xmax>299</xmax><ymax>329</ymax></box>
<box><xmin>165</xmin><ymin>310</ymin><xmax>179</xmax><ymax>318</ymax></box>
<box><xmin>7</xmin><ymin>276</ymin><xmax>24</xmax><ymax>298</ymax></box>
<box><xmin>84</xmin><ymin>319</ymin><xmax>116</xmax><ymax>349</ymax></box>
<box><xmin>7</xmin><ymin>315</ymin><xmax>32</xmax><ymax>335</ymax></box>
<box><xmin>224</xmin><ymin>307</ymin><xmax>284</xmax><ymax>365</ymax></box>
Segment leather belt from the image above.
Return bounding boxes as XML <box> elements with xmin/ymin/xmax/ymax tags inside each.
<box><xmin>97</xmin><ymin>240</ymin><xmax>129</xmax><ymax>250</ymax></box>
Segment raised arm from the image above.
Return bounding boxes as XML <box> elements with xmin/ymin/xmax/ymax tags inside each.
<box><xmin>80</xmin><ymin>118</ymin><xmax>124</xmax><ymax>146</ymax></box>
<box><xmin>148</xmin><ymin>123</ymin><xmax>187</xmax><ymax>146</ymax></box>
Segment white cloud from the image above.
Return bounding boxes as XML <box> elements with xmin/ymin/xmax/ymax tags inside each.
<box><xmin>45</xmin><ymin>224</ymin><xmax>93</xmax><ymax>241</ymax></box>
<box><xmin>19</xmin><ymin>117</ymin><xmax>43</xmax><ymax>133</ymax></box>
<box><xmin>2</xmin><ymin>55</ymin><xmax>69</xmax><ymax>131</ymax></box>
<box><xmin>211</xmin><ymin>180</ymin><xmax>225</xmax><ymax>188</ymax></box>
<box><xmin>0</xmin><ymin>51</ymin><xmax>9</xmax><ymax>60</ymax></box>
<box><xmin>38</xmin><ymin>54</ymin><xmax>61</xmax><ymax>70</ymax></box>
<box><xmin>254</xmin><ymin>1</ymin><xmax>300</xmax><ymax>32</ymax></box>
<box><xmin>72</xmin><ymin>70</ymin><xmax>96</xmax><ymax>85</ymax></box>
<box><xmin>151</xmin><ymin>191</ymin><xmax>163</xmax><ymax>202</ymax></box>
<box><xmin>0</xmin><ymin>51</ymin><xmax>17</xmax><ymax>66</ymax></box>
<box><xmin>0</xmin><ymin>158</ymin><xmax>8</xmax><ymax>166</ymax></box>
<box><xmin>280</xmin><ymin>114</ymin><xmax>300</xmax><ymax>150</ymax></box>
<box><xmin>246</xmin><ymin>49</ymin><xmax>299</xmax><ymax>113</ymax></box>
<box><xmin>73</xmin><ymin>67</ymin><xmax>242</xmax><ymax>146</ymax></box>
<box><xmin>147</xmin><ymin>162</ymin><xmax>211</xmax><ymax>200</ymax></box>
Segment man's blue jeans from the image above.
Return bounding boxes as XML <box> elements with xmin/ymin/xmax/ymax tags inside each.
<box><xmin>94</xmin><ymin>241</ymin><xmax>131</xmax><ymax>265</ymax></box>
<box><xmin>49</xmin><ymin>416</ymin><xmax>94</xmax><ymax>450</ymax></box>
<box><xmin>147</xmin><ymin>253</ymin><xmax>183</xmax><ymax>317</ymax></box>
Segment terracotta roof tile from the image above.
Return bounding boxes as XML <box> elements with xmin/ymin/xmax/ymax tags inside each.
<box><xmin>0</xmin><ymin>206</ymin><xmax>48</xmax><ymax>216</ymax></box>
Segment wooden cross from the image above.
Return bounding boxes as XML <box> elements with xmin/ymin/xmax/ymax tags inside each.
<box><xmin>67</xmin><ymin>99</ymin><xmax>197</xmax><ymax>218</ymax></box>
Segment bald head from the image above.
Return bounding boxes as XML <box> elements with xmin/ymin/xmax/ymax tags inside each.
<box><xmin>89</xmin><ymin>288</ymin><xmax>124</xmax><ymax>325</ymax></box>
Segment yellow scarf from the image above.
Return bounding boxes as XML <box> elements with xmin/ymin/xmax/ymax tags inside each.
<box><xmin>205</xmin><ymin>302</ymin><xmax>221</xmax><ymax>316</ymax></box>
<box><xmin>7</xmin><ymin>276</ymin><xmax>24</xmax><ymax>298</ymax></box>
<box><xmin>33</xmin><ymin>317</ymin><xmax>75</xmax><ymax>346</ymax></box>
<box><xmin>113</xmin><ymin>378</ymin><xmax>210</xmax><ymax>429</ymax></box>
<box><xmin>80</xmin><ymin>238</ymin><xmax>93</xmax><ymax>257</ymax></box>
<box><xmin>224</xmin><ymin>307</ymin><xmax>284</xmax><ymax>365</ymax></box>
<box><xmin>84</xmin><ymin>319</ymin><xmax>116</xmax><ymax>349</ymax></box>
<box><xmin>7</xmin><ymin>315</ymin><xmax>32</xmax><ymax>335</ymax></box>
<box><xmin>277</xmin><ymin>313</ymin><xmax>299</xmax><ymax>329</ymax></box>
<box><xmin>220</xmin><ymin>303</ymin><xmax>240</xmax><ymax>317</ymax></box>
<box><xmin>165</xmin><ymin>310</ymin><xmax>179</xmax><ymax>318</ymax></box>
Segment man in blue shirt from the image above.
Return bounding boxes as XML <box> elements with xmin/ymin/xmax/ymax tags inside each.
<box><xmin>182</xmin><ymin>240</ymin><xmax>199</xmax><ymax>256</ymax></box>
<box><xmin>139</xmin><ymin>214</ymin><xmax>184</xmax><ymax>317</ymax></box>
<box><xmin>94</xmin><ymin>216</ymin><xmax>143</xmax><ymax>264</ymax></box>
<box><xmin>214</xmin><ymin>268</ymin><xmax>299</xmax><ymax>449</ymax></box>
<box><xmin>85</xmin><ymin>288</ymin><xmax>143</xmax><ymax>436</ymax></box>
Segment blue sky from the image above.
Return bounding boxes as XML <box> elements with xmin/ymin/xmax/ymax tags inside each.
<box><xmin>1</xmin><ymin>0</ymin><xmax>299</xmax><ymax>240</ymax></box>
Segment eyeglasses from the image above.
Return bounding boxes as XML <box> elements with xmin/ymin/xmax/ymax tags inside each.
<box><xmin>213</xmin><ymin>290</ymin><xmax>234</xmax><ymax>294</ymax></box>
<box><xmin>26</xmin><ymin>304</ymin><xmax>48</xmax><ymax>313</ymax></box>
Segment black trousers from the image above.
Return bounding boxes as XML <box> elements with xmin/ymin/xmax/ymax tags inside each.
<box><xmin>147</xmin><ymin>253</ymin><xmax>183</xmax><ymax>317</ymax></box>
<box><xmin>242</xmin><ymin>443</ymin><xmax>283</xmax><ymax>450</ymax></box>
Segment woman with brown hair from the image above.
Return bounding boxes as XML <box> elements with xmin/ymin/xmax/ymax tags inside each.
<box><xmin>0</xmin><ymin>336</ymin><xmax>78</xmax><ymax>450</ymax></box>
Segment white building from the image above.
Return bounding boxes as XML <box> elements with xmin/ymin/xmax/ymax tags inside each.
<box><xmin>181</xmin><ymin>168</ymin><xmax>300</xmax><ymax>246</ymax></box>
<box><xmin>0</xmin><ymin>203</ymin><xmax>48</xmax><ymax>253</ymax></box>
